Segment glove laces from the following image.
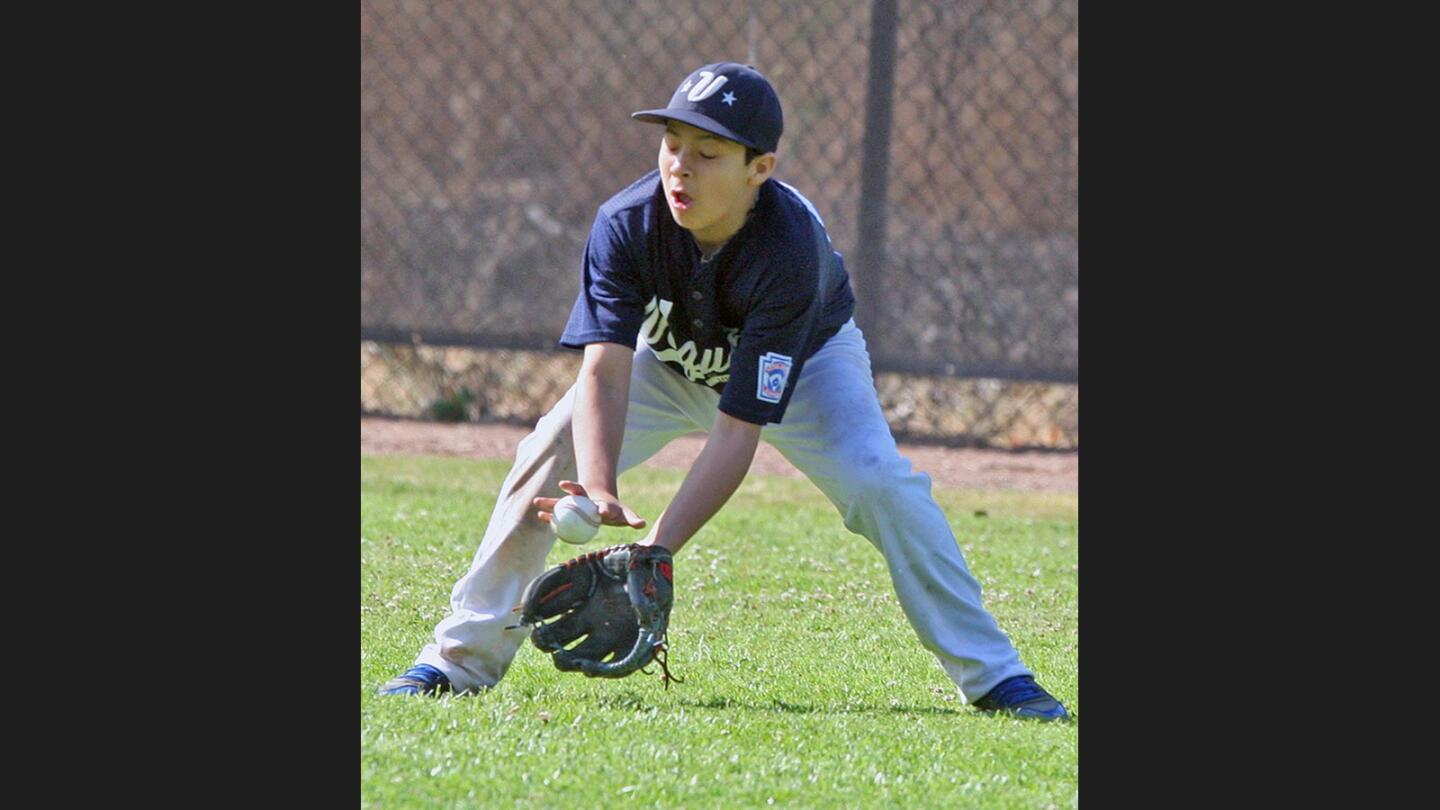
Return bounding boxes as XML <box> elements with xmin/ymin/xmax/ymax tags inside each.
<box><xmin>643</xmin><ymin>642</ymin><xmax>684</xmax><ymax>689</ymax></box>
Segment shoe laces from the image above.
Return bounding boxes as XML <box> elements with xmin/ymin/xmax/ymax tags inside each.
<box><xmin>400</xmin><ymin>664</ymin><xmax>447</xmax><ymax>686</ymax></box>
<box><xmin>980</xmin><ymin>675</ymin><xmax>1050</xmax><ymax>707</ymax></box>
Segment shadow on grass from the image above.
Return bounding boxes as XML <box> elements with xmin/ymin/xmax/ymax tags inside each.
<box><xmin>594</xmin><ymin>692</ymin><xmax>656</xmax><ymax>710</ymax></box>
<box><xmin>678</xmin><ymin>696</ymin><xmax>965</xmax><ymax>717</ymax></box>
<box><xmin>556</xmin><ymin>689</ymin><xmax>965</xmax><ymax>717</ymax></box>
<box><xmin>411</xmin><ymin>686</ymin><xmax>1075</xmax><ymax>722</ymax></box>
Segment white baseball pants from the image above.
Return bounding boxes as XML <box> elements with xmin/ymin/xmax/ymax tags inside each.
<box><xmin>413</xmin><ymin>320</ymin><xmax>1032</xmax><ymax>701</ymax></box>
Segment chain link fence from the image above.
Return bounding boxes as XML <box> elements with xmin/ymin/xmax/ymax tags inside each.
<box><xmin>361</xmin><ymin>0</ymin><xmax>1077</xmax><ymax>448</ymax></box>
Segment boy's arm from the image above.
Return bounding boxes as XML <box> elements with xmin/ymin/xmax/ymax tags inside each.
<box><xmin>534</xmin><ymin>341</ymin><xmax>648</xmax><ymax>529</ymax></box>
<box><xmin>645</xmin><ymin>410</ymin><xmax>762</xmax><ymax>553</ymax></box>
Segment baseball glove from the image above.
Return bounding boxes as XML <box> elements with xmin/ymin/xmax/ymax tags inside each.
<box><xmin>514</xmin><ymin>543</ymin><xmax>681</xmax><ymax>687</ymax></box>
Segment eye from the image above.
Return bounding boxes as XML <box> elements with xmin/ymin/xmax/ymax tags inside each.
<box><xmin>699</xmin><ymin>152</ymin><xmax>718</xmax><ymax>160</ymax></box>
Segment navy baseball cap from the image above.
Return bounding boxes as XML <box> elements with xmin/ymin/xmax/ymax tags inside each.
<box><xmin>631</xmin><ymin>62</ymin><xmax>783</xmax><ymax>154</ymax></box>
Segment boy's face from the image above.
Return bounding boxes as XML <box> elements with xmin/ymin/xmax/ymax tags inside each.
<box><xmin>658</xmin><ymin>121</ymin><xmax>774</xmax><ymax>245</ymax></box>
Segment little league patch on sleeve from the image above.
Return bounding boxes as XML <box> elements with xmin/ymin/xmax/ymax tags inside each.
<box><xmin>756</xmin><ymin>352</ymin><xmax>793</xmax><ymax>403</ymax></box>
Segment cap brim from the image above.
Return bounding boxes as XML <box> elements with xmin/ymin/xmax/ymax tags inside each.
<box><xmin>630</xmin><ymin>109</ymin><xmax>763</xmax><ymax>152</ymax></box>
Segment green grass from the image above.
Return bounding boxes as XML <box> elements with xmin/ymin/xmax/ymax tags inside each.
<box><xmin>362</xmin><ymin>455</ymin><xmax>1078</xmax><ymax>808</ymax></box>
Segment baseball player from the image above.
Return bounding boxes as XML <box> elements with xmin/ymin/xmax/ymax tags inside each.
<box><xmin>381</xmin><ymin>62</ymin><xmax>1070</xmax><ymax>721</ymax></box>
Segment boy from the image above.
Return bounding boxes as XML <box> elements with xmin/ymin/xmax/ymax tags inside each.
<box><xmin>381</xmin><ymin>62</ymin><xmax>1070</xmax><ymax>721</ymax></box>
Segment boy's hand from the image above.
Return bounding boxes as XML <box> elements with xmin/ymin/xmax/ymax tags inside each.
<box><xmin>534</xmin><ymin>480</ymin><xmax>647</xmax><ymax>529</ymax></box>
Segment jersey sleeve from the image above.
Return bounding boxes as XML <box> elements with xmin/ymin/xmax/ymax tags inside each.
<box><xmin>559</xmin><ymin>211</ymin><xmax>647</xmax><ymax>350</ymax></box>
<box><xmin>718</xmin><ymin>249</ymin><xmax>826</xmax><ymax>426</ymax></box>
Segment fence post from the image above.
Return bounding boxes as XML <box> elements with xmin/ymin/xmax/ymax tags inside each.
<box><xmin>854</xmin><ymin>0</ymin><xmax>898</xmax><ymax>337</ymax></box>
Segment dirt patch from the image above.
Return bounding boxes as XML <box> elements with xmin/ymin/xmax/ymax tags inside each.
<box><xmin>362</xmin><ymin>416</ymin><xmax>1076</xmax><ymax>493</ymax></box>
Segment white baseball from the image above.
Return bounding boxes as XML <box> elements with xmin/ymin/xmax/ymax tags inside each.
<box><xmin>551</xmin><ymin>494</ymin><xmax>602</xmax><ymax>545</ymax></box>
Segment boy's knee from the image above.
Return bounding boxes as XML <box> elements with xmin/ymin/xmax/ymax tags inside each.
<box><xmin>835</xmin><ymin>453</ymin><xmax>932</xmax><ymax>524</ymax></box>
<box><xmin>839</xmin><ymin>450</ymin><xmax>904</xmax><ymax>497</ymax></box>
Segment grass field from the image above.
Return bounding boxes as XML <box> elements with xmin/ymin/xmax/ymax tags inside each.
<box><xmin>362</xmin><ymin>455</ymin><xmax>1078</xmax><ymax>808</ymax></box>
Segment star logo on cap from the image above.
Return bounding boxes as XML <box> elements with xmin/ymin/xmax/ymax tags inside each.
<box><xmin>721</xmin><ymin>91</ymin><xmax>737</xmax><ymax>106</ymax></box>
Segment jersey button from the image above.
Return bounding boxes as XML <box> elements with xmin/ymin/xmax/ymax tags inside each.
<box><xmin>691</xmin><ymin>291</ymin><xmax>703</xmax><ymax>301</ymax></box>
<box><xmin>692</xmin><ymin>319</ymin><xmax>704</xmax><ymax>329</ymax></box>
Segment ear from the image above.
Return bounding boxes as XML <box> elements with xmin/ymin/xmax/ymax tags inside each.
<box><xmin>747</xmin><ymin>153</ymin><xmax>777</xmax><ymax>187</ymax></box>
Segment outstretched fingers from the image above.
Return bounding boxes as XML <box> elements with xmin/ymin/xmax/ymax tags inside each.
<box><xmin>599</xmin><ymin>501</ymin><xmax>647</xmax><ymax>529</ymax></box>
<box><xmin>533</xmin><ymin>480</ymin><xmax>647</xmax><ymax>529</ymax></box>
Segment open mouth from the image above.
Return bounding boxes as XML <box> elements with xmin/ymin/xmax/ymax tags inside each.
<box><xmin>670</xmin><ymin>188</ymin><xmax>693</xmax><ymax>211</ymax></box>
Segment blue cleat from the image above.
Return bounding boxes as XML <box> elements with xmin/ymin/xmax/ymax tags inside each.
<box><xmin>972</xmin><ymin>675</ymin><xmax>1071</xmax><ymax>721</ymax></box>
<box><xmin>379</xmin><ymin>664</ymin><xmax>451</xmax><ymax>696</ymax></box>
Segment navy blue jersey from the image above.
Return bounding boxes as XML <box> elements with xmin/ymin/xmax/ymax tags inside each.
<box><xmin>560</xmin><ymin>171</ymin><xmax>856</xmax><ymax>425</ymax></box>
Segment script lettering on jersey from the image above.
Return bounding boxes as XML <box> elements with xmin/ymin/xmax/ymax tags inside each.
<box><xmin>640</xmin><ymin>295</ymin><xmax>734</xmax><ymax>385</ymax></box>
